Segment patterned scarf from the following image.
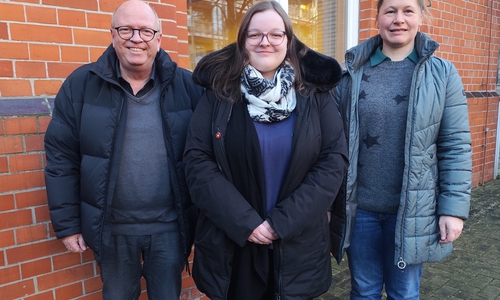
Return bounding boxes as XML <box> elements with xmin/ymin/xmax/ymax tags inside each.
<box><xmin>241</xmin><ymin>64</ymin><xmax>296</xmax><ymax>123</ymax></box>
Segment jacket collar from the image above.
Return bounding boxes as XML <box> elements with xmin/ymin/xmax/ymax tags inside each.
<box><xmin>90</xmin><ymin>44</ymin><xmax>177</xmax><ymax>86</ymax></box>
<box><xmin>345</xmin><ymin>32</ymin><xmax>439</xmax><ymax>74</ymax></box>
<box><xmin>370</xmin><ymin>46</ymin><xmax>419</xmax><ymax>67</ymax></box>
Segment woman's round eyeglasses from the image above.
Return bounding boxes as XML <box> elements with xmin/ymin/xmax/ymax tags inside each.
<box><xmin>114</xmin><ymin>26</ymin><xmax>158</xmax><ymax>42</ymax></box>
<box><xmin>245</xmin><ymin>30</ymin><xmax>286</xmax><ymax>46</ymax></box>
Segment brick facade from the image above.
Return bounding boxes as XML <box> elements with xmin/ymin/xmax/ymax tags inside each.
<box><xmin>0</xmin><ymin>0</ymin><xmax>499</xmax><ymax>299</ymax></box>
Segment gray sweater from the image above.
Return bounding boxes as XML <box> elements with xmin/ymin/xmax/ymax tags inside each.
<box><xmin>111</xmin><ymin>84</ymin><xmax>178</xmax><ymax>235</ymax></box>
<box><xmin>357</xmin><ymin>58</ymin><xmax>415</xmax><ymax>213</ymax></box>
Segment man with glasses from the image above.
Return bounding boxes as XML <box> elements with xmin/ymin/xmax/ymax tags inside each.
<box><xmin>44</xmin><ymin>0</ymin><xmax>203</xmax><ymax>298</ymax></box>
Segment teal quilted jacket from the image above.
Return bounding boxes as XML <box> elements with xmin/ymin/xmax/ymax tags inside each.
<box><xmin>333</xmin><ymin>32</ymin><xmax>472</xmax><ymax>267</ymax></box>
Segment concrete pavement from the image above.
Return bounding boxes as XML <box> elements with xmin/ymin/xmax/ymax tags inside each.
<box><xmin>318</xmin><ymin>179</ymin><xmax>500</xmax><ymax>300</ymax></box>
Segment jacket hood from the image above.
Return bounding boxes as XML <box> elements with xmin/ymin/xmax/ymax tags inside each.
<box><xmin>193</xmin><ymin>38</ymin><xmax>342</xmax><ymax>90</ymax></box>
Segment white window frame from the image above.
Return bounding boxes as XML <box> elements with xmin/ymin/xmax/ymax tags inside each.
<box><xmin>347</xmin><ymin>0</ymin><xmax>359</xmax><ymax>49</ymax></box>
<box><xmin>276</xmin><ymin>0</ymin><xmax>288</xmax><ymax>13</ymax></box>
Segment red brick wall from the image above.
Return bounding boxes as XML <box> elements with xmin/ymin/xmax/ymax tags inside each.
<box><xmin>1</xmin><ymin>0</ymin><xmax>500</xmax><ymax>299</ymax></box>
<box><xmin>359</xmin><ymin>0</ymin><xmax>500</xmax><ymax>187</ymax></box>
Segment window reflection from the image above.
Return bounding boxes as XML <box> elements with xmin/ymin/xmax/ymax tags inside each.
<box><xmin>187</xmin><ymin>0</ymin><xmax>346</xmax><ymax>70</ymax></box>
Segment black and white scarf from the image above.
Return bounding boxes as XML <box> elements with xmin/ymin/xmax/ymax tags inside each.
<box><xmin>241</xmin><ymin>64</ymin><xmax>296</xmax><ymax>123</ymax></box>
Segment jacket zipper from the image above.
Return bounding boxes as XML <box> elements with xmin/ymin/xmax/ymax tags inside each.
<box><xmin>275</xmin><ymin>240</ymin><xmax>284</xmax><ymax>300</ymax></box>
<box><xmin>214</xmin><ymin>100</ymin><xmax>235</xmax><ymax>300</ymax></box>
<box><xmin>159</xmin><ymin>87</ymin><xmax>192</xmax><ymax>273</ymax></box>
<box><xmin>398</xmin><ymin>57</ymin><xmax>427</xmax><ymax>270</ymax></box>
<box><xmin>100</xmin><ymin>87</ymin><xmax>125</xmax><ymax>251</ymax></box>
<box><xmin>223</xmin><ymin>242</ymin><xmax>235</xmax><ymax>300</ymax></box>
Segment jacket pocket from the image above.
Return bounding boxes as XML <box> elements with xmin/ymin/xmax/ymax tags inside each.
<box><xmin>418</xmin><ymin>143</ymin><xmax>438</xmax><ymax>190</ymax></box>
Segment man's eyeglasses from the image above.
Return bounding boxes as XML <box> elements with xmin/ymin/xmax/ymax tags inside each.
<box><xmin>114</xmin><ymin>26</ymin><xmax>159</xmax><ymax>42</ymax></box>
<box><xmin>245</xmin><ymin>30</ymin><xmax>286</xmax><ymax>46</ymax></box>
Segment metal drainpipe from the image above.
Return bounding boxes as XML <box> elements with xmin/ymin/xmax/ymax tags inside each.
<box><xmin>481</xmin><ymin>0</ymin><xmax>495</xmax><ymax>185</ymax></box>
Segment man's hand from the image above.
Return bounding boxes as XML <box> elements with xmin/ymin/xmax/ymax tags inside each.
<box><xmin>62</xmin><ymin>234</ymin><xmax>87</xmax><ymax>252</ymax></box>
<box><xmin>439</xmin><ymin>216</ymin><xmax>464</xmax><ymax>244</ymax></box>
<box><xmin>248</xmin><ymin>221</ymin><xmax>279</xmax><ymax>245</ymax></box>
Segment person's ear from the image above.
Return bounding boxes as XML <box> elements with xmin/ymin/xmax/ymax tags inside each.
<box><xmin>156</xmin><ymin>34</ymin><xmax>162</xmax><ymax>51</ymax></box>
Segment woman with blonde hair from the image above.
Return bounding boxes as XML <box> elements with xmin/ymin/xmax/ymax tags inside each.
<box><xmin>334</xmin><ymin>0</ymin><xmax>472</xmax><ymax>298</ymax></box>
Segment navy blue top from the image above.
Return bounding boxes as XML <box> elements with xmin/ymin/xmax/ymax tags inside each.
<box><xmin>253</xmin><ymin>113</ymin><xmax>296</xmax><ymax>214</ymax></box>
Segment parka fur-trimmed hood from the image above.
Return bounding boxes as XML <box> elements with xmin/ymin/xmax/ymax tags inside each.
<box><xmin>192</xmin><ymin>38</ymin><xmax>342</xmax><ymax>92</ymax></box>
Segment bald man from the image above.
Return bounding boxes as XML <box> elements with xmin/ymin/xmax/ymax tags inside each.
<box><xmin>44</xmin><ymin>1</ymin><xmax>203</xmax><ymax>298</ymax></box>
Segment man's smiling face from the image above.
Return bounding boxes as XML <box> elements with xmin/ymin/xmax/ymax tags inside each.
<box><xmin>111</xmin><ymin>0</ymin><xmax>161</xmax><ymax>77</ymax></box>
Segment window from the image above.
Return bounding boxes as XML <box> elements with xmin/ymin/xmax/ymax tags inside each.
<box><xmin>187</xmin><ymin>0</ymin><xmax>348</xmax><ymax>70</ymax></box>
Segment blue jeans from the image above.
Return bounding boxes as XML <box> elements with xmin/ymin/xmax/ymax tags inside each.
<box><xmin>100</xmin><ymin>231</ymin><xmax>184</xmax><ymax>300</ymax></box>
<box><xmin>346</xmin><ymin>209</ymin><xmax>423</xmax><ymax>300</ymax></box>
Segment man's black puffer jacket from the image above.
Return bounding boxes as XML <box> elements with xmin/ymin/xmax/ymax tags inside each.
<box><xmin>44</xmin><ymin>45</ymin><xmax>203</xmax><ymax>263</ymax></box>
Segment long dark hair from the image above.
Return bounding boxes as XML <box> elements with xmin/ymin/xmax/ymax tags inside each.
<box><xmin>195</xmin><ymin>0</ymin><xmax>309</xmax><ymax>101</ymax></box>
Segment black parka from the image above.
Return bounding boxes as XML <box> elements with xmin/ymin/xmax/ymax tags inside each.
<box><xmin>44</xmin><ymin>45</ymin><xmax>203</xmax><ymax>264</ymax></box>
<box><xmin>184</xmin><ymin>43</ymin><xmax>348</xmax><ymax>300</ymax></box>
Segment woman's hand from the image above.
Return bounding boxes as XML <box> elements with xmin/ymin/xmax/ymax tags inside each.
<box><xmin>439</xmin><ymin>216</ymin><xmax>463</xmax><ymax>244</ymax></box>
<box><xmin>248</xmin><ymin>221</ymin><xmax>279</xmax><ymax>245</ymax></box>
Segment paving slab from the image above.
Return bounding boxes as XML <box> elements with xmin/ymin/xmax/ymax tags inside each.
<box><xmin>317</xmin><ymin>179</ymin><xmax>500</xmax><ymax>300</ymax></box>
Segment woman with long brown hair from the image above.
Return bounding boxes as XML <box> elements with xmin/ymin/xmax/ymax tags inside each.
<box><xmin>184</xmin><ymin>1</ymin><xmax>348</xmax><ymax>299</ymax></box>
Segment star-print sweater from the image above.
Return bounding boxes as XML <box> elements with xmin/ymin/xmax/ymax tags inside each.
<box><xmin>357</xmin><ymin>58</ymin><xmax>414</xmax><ymax>213</ymax></box>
